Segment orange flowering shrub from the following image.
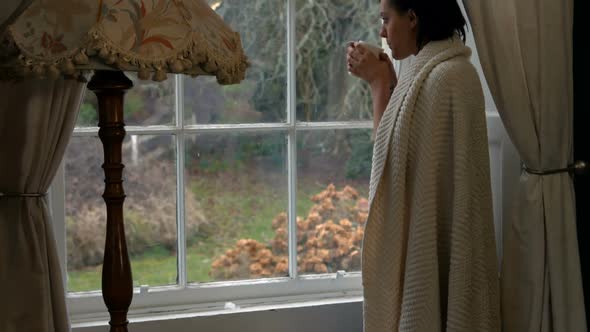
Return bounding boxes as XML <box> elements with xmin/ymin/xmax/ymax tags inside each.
<box><xmin>210</xmin><ymin>184</ymin><xmax>368</xmax><ymax>279</ymax></box>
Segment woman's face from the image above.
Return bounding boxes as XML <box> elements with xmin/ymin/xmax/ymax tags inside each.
<box><xmin>379</xmin><ymin>0</ymin><xmax>418</xmax><ymax>60</ymax></box>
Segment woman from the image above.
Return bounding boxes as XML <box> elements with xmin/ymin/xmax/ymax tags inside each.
<box><xmin>347</xmin><ymin>0</ymin><xmax>501</xmax><ymax>331</ymax></box>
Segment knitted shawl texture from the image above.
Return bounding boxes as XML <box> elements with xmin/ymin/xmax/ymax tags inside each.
<box><xmin>362</xmin><ymin>36</ymin><xmax>501</xmax><ymax>332</ymax></box>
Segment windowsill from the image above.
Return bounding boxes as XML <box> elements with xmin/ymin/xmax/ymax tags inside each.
<box><xmin>68</xmin><ymin>273</ymin><xmax>363</xmax><ymax>322</ymax></box>
<box><xmin>72</xmin><ymin>293</ymin><xmax>363</xmax><ymax>329</ymax></box>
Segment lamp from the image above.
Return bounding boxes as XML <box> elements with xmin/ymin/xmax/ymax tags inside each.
<box><xmin>0</xmin><ymin>1</ymin><xmax>248</xmax><ymax>331</ymax></box>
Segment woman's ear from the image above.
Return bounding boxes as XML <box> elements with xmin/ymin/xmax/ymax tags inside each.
<box><xmin>407</xmin><ymin>9</ymin><xmax>418</xmax><ymax>29</ymax></box>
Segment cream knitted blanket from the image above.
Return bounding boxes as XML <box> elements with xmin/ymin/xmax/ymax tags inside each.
<box><xmin>362</xmin><ymin>36</ymin><xmax>501</xmax><ymax>331</ymax></box>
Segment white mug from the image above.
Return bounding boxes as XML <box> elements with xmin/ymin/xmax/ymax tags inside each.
<box><xmin>355</xmin><ymin>40</ymin><xmax>383</xmax><ymax>58</ymax></box>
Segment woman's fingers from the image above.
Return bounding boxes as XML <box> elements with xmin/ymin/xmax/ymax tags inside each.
<box><xmin>355</xmin><ymin>44</ymin><xmax>367</xmax><ymax>55</ymax></box>
<box><xmin>347</xmin><ymin>52</ymin><xmax>363</xmax><ymax>71</ymax></box>
<box><xmin>347</xmin><ymin>46</ymin><xmax>359</xmax><ymax>61</ymax></box>
<box><xmin>348</xmin><ymin>55</ymin><xmax>360</xmax><ymax>66</ymax></box>
<box><xmin>348</xmin><ymin>64</ymin><xmax>360</xmax><ymax>77</ymax></box>
<box><xmin>346</xmin><ymin>42</ymin><xmax>381</xmax><ymax>79</ymax></box>
<box><xmin>348</xmin><ymin>44</ymin><xmax>368</xmax><ymax>60</ymax></box>
<box><xmin>346</xmin><ymin>53</ymin><xmax>354</xmax><ymax>63</ymax></box>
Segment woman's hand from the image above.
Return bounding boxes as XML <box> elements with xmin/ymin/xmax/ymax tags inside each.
<box><xmin>347</xmin><ymin>42</ymin><xmax>397</xmax><ymax>131</ymax></box>
<box><xmin>347</xmin><ymin>43</ymin><xmax>396</xmax><ymax>89</ymax></box>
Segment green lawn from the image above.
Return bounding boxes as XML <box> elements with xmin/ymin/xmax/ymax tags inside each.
<box><xmin>67</xmin><ymin>177</ymin><xmax>324</xmax><ymax>292</ymax></box>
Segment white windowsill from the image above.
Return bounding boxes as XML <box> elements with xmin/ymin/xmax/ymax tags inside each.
<box><xmin>72</xmin><ymin>293</ymin><xmax>363</xmax><ymax>329</ymax></box>
<box><xmin>69</xmin><ymin>272</ymin><xmax>363</xmax><ymax>323</ymax></box>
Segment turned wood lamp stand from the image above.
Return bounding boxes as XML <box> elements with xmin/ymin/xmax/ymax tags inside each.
<box><xmin>87</xmin><ymin>70</ymin><xmax>134</xmax><ymax>332</ymax></box>
<box><xmin>2</xmin><ymin>3</ymin><xmax>248</xmax><ymax>332</ymax></box>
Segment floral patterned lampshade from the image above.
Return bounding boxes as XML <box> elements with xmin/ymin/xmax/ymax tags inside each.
<box><xmin>0</xmin><ymin>0</ymin><xmax>248</xmax><ymax>84</ymax></box>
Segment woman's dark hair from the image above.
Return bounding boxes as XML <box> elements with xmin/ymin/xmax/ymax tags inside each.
<box><xmin>388</xmin><ymin>0</ymin><xmax>467</xmax><ymax>48</ymax></box>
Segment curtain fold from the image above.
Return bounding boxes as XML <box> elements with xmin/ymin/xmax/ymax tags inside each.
<box><xmin>462</xmin><ymin>0</ymin><xmax>586</xmax><ymax>330</ymax></box>
<box><xmin>0</xmin><ymin>78</ymin><xmax>84</xmax><ymax>332</ymax></box>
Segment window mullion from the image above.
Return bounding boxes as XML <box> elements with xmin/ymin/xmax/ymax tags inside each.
<box><xmin>286</xmin><ymin>0</ymin><xmax>298</xmax><ymax>279</ymax></box>
<box><xmin>175</xmin><ymin>74</ymin><xmax>187</xmax><ymax>288</ymax></box>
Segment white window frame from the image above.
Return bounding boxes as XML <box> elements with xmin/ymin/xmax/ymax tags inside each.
<box><xmin>50</xmin><ymin>0</ymin><xmax>372</xmax><ymax>323</ymax></box>
<box><xmin>54</xmin><ymin>107</ymin><xmax>370</xmax><ymax>322</ymax></box>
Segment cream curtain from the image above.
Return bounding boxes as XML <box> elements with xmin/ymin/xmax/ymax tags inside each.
<box><xmin>0</xmin><ymin>78</ymin><xmax>84</xmax><ymax>331</ymax></box>
<box><xmin>462</xmin><ymin>0</ymin><xmax>586</xmax><ymax>331</ymax></box>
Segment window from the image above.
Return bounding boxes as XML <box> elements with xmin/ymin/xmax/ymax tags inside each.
<box><xmin>51</xmin><ymin>1</ymin><xmax>518</xmax><ymax>323</ymax></box>
<box><xmin>51</xmin><ymin>0</ymin><xmax>384</xmax><ymax>320</ymax></box>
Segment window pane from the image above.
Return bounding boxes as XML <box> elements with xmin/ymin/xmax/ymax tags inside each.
<box><xmin>296</xmin><ymin>1</ymin><xmax>381</xmax><ymax>121</ymax></box>
<box><xmin>184</xmin><ymin>1</ymin><xmax>287</xmax><ymax>124</ymax></box>
<box><xmin>76</xmin><ymin>73</ymin><xmax>175</xmax><ymax>127</ymax></box>
<box><xmin>297</xmin><ymin>129</ymin><xmax>371</xmax><ymax>275</ymax></box>
<box><xmin>185</xmin><ymin>132</ymin><xmax>288</xmax><ymax>282</ymax></box>
<box><xmin>65</xmin><ymin>135</ymin><xmax>178</xmax><ymax>292</ymax></box>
